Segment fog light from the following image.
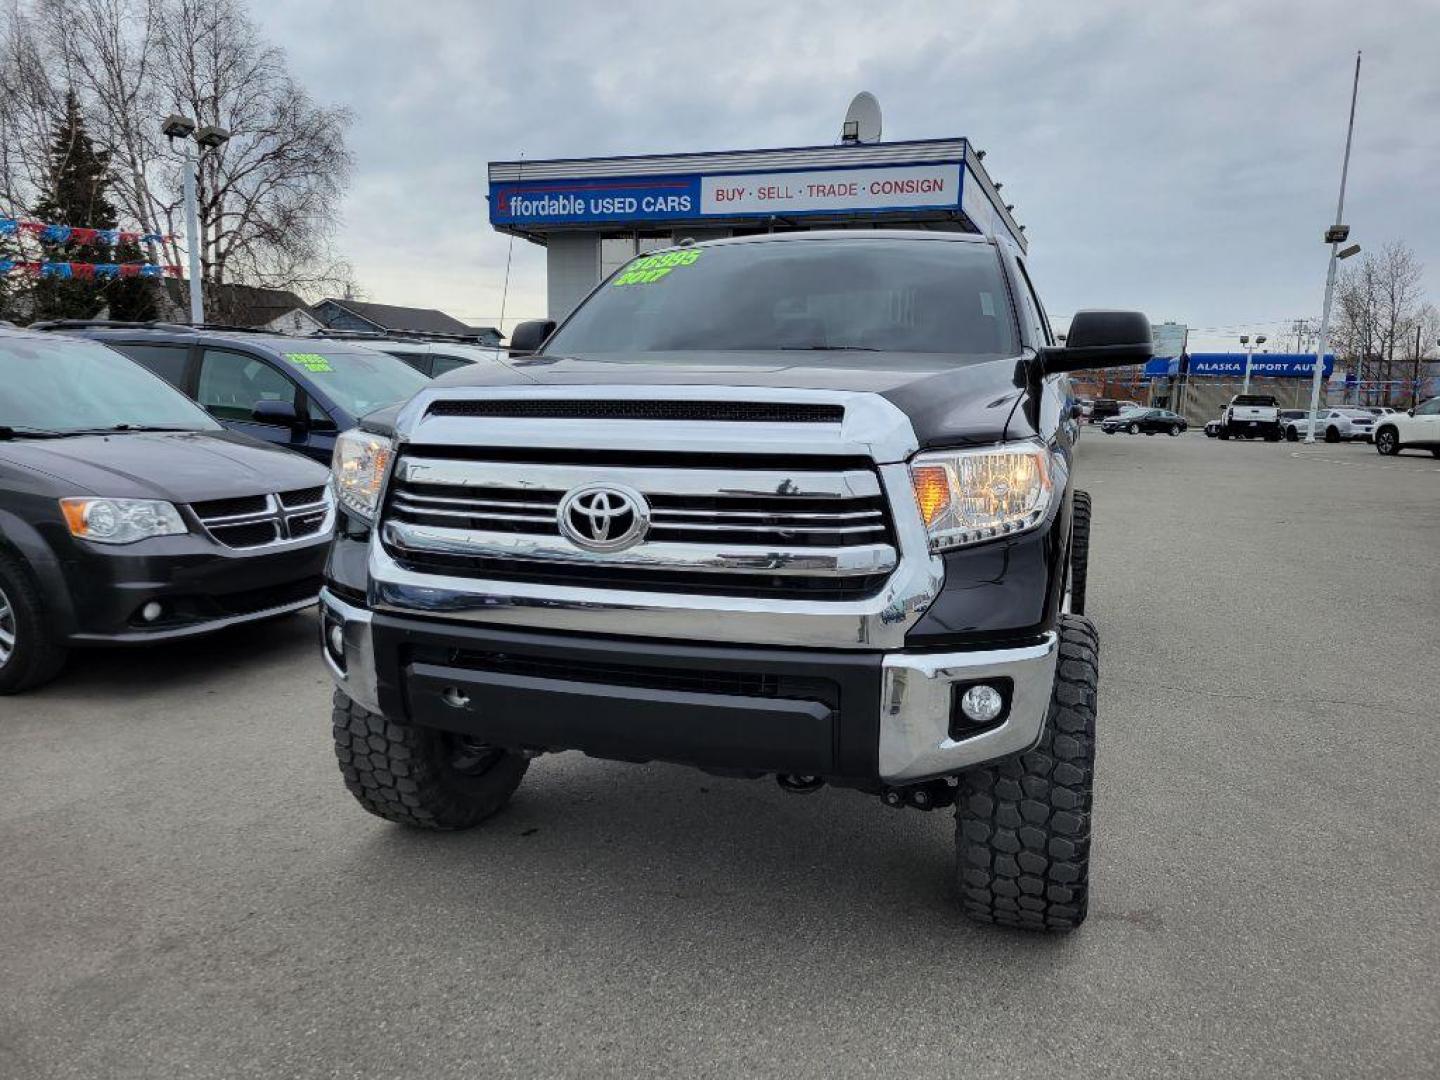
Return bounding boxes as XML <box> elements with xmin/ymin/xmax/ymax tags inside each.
<box><xmin>960</xmin><ymin>684</ymin><xmax>1005</xmax><ymax>724</ymax></box>
<box><xmin>328</xmin><ymin>623</ymin><xmax>345</xmax><ymax>659</ymax></box>
<box><xmin>141</xmin><ymin>601</ymin><xmax>163</xmax><ymax>622</ymax></box>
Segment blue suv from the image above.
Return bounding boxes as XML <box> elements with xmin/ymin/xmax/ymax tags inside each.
<box><xmin>36</xmin><ymin>322</ymin><xmax>430</xmax><ymax>465</ymax></box>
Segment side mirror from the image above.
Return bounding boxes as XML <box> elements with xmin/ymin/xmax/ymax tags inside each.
<box><xmin>1407</xmin><ymin>408</ymin><xmax>1415</xmax><ymax>416</ymax></box>
<box><xmin>1038</xmin><ymin>310</ymin><xmax>1153</xmax><ymax>375</ymax></box>
<box><xmin>508</xmin><ymin>319</ymin><xmax>556</xmax><ymax>355</ymax></box>
<box><xmin>252</xmin><ymin>399</ymin><xmax>304</xmax><ymax>428</ymax></box>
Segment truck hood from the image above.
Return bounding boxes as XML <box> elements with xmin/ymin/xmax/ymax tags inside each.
<box><xmin>0</xmin><ymin>430</ymin><xmax>330</xmax><ymax>501</ymax></box>
<box><xmin>430</xmin><ymin>350</ymin><xmax>1029</xmax><ymax>447</ymax></box>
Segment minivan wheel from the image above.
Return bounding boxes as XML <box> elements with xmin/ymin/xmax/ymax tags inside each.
<box><xmin>0</xmin><ymin>553</ymin><xmax>68</xmax><ymax>694</ymax></box>
<box><xmin>331</xmin><ymin>690</ymin><xmax>529</xmax><ymax>829</ymax></box>
<box><xmin>954</xmin><ymin>614</ymin><xmax>1098</xmax><ymax>933</ymax></box>
<box><xmin>1375</xmin><ymin>428</ymin><xmax>1399</xmax><ymax>455</ymax></box>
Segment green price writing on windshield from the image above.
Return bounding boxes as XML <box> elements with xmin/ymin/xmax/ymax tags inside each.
<box><xmin>284</xmin><ymin>352</ymin><xmax>334</xmax><ymax>373</ymax></box>
<box><xmin>612</xmin><ymin>249</ymin><xmax>702</xmax><ymax>287</ymax></box>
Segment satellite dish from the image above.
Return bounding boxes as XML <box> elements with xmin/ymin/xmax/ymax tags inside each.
<box><xmin>841</xmin><ymin>92</ymin><xmax>882</xmax><ymax>144</ymax></box>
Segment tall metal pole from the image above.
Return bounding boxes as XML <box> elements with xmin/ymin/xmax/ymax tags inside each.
<box><xmin>1305</xmin><ymin>51</ymin><xmax>1362</xmax><ymax>442</ymax></box>
<box><xmin>1242</xmin><ymin>343</ymin><xmax>1255</xmax><ymax>394</ymax></box>
<box><xmin>182</xmin><ymin>138</ymin><xmax>203</xmax><ymax>325</ymax></box>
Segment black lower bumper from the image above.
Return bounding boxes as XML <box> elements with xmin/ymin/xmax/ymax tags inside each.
<box><xmin>369</xmin><ymin>613</ymin><xmax>885</xmax><ymax>783</ymax></box>
<box><xmin>61</xmin><ymin>537</ymin><xmax>328</xmax><ymax>644</ymax></box>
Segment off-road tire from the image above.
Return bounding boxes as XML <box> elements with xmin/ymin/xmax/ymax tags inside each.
<box><xmin>0</xmin><ymin>551</ymin><xmax>68</xmax><ymax>695</ymax></box>
<box><xmin>1068</xmin><ymin>491</ymin><xmax>1091</xmax><ymax>616</ymax></box>
<box><xmin>954</xmin><ymin>614</ymin><xmax>1098</xmax><ymax>932</ymax></box>
<box><xmin>1375</xmin><ymin>427</ymin><xmax>1399</xmax><ymax>456</ymax></box>
<box><xmin>331</xmin><ymin>690</ymin><xmax>529</xmax><ymax>829</ymax></box>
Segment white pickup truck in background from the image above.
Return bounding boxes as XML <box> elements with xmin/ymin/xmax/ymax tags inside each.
<box><xmin>1219</xmin><ymin>394</ymin><xmax>1282</xmax><ymax>441</ymax></box>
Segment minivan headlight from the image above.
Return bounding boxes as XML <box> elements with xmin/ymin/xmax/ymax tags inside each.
<box><xmin>332</xmin><ymin>429</ymin><xmax>393</xmax><ymax>522</ymax></box>
<box><xmin>908</xmin><ymin>443</ymin><xmax>1056</xmax><ymax>551</ymax></box>
<box><xmin>60</xmin><ymin>498</ymin><xmax>187</xmax><ymax>544</ymax></box>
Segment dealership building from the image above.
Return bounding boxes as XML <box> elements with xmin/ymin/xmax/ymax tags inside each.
<box><xmin>487</xmin><ymin>137</ymin><xmax>1024</xmax><ymax>320</ymax></box>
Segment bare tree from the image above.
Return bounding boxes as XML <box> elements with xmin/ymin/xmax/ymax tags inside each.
<box><xmin>1333</xmin><ymin>241</ymin><xmax>1426</xmax><ymax>403</ymax></box>
<box><xmin>0</xmin><ymin>0</ymin><xmax>355</xmax><ymax>313</ymax></box>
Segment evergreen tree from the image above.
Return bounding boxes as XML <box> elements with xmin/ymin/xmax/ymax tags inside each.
<box><xmin>28</xmin><ymin>91</ymin><xmax>156</xmax><ymax>322</ymax></box>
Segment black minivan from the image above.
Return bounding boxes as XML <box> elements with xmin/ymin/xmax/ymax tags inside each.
<box><xmin>39</xmin><ymin>323</ymin><xmax>430</xmax><ymax>465</ymax></box>
<box><xmin>0</xmin><ymin>327</ymin><xmax>333</xmax><ymax>692</ymax></box>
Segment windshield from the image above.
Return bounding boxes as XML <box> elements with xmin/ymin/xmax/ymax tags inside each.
<box><xmin>543</xmin><ymin>238</ymin><xmax>1020</xmax><ymax>361</ymax></box>
<box><xmin>0</xmin><ymin>332</ymin><xmax>219</xmax><ymax>433</ymax></box>
<box><xmin>279</xmin><ymin>345</ymin><xmax>429</xmax><ymax>416</ymax></box>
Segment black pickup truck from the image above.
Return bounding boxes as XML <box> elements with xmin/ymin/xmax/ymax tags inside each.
<box><xmin>320</xmin><ymin>231</ymin><xmax>1151</xmax><ymax>931</ymax></box>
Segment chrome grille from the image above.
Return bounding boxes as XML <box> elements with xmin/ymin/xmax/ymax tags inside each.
<box><xmin>382</xmin><ymin>456</ymin><xmax>897</xmax><ymax>598</ymax></box>
<box><xmin>191</xmin><ymin>488</ymin><xmax>333</xmax><ymax>550</ymax></box>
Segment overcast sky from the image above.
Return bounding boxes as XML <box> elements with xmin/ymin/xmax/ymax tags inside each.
<box><xmin>253</xmin><ymin>0</ymin><xmax>1439</xmax><ymax>353</ymax></box>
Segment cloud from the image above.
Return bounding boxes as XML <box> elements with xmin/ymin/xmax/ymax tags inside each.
<box><xmin>252</xmin><ymin>0</ymin><xmax>1439</xmax><ymax>348</ymax></box>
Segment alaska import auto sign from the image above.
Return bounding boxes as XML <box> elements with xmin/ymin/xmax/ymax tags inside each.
<box><xmin>489</xmin><ymin>162</ymin><xmax>963</xmax><ymax>227</ymax></box>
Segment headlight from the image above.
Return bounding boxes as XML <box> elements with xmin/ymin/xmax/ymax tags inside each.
<box><xmin>332</xmin><ymin>429</ymin><xmax>393</xmax><ymax>522</ymax></box>
<box><xmin>59</xmin><ymin>498</ymin><xmax>187</xmax><ymax>544</ymax></box>
<box><xmin>908</xmin><ymin>442</ymin><xmax>1057</xmax><ymax>551</ymax></box>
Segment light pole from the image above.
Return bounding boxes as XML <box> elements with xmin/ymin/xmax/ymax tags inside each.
<box><xmin>162</xmin><ymin>114</ymin><xmax>231</xmax><ymax>325</ymax></box>
<box><xmin>1305</xmin><ymin>52</ymin><xmax>1362</xmax><ymax>443</ymax></box>
<box><xmin>1240</xmin><ymin>334</ymin><xmax>1267</xmax><ymax>394</ymax></box>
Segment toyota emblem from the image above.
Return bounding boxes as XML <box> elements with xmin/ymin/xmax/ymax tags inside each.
<box><xmin>557</xmin><ymin>483</ymin><xmax>650</xmax><ymax>552</ymax></box>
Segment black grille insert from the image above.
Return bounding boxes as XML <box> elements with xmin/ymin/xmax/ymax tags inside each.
<box><xmin>191</xmin><ymin>494</ymin><xmax>269</xmax><ymax>519</ymax></box>
<box><xmin>279</xmin><ymin>486</ymin><xmax>326</xmax><ymax>508</ymax></box>
<box><xmin>427</xmin><ymin>400</ymin><xmax>845</xmax><ymax>423</ymax></box>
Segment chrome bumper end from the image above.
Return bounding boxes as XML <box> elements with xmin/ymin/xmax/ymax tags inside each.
<box><xmin>318</xmin><ymin>588</ymin><xmax>380</xmax><ymax>714</ymax></box>
<box><xmin>877</xmin><ymin>633</ymin><xmax>1059</xmax><ymax>783</ymax></box>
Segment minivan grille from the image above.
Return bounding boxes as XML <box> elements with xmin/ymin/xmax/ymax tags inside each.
<box><xmin>190</xmin><ymin>488</ymin><xmax>332</xmax><ymax>550</ymax></box>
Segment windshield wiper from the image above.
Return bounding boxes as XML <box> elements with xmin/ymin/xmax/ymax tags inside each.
<box><xmin>775</xmin><ymin>345</ymin><xmax>884</xmax><ymax>352</ymax></box>
<box><xmin>0</xmin><ymin>425</ymin><xmax>72</xmax><ymax>440</ymax></box>
<box><xmin>71</xmin><ymin>424</ymin><xmax>201</xmax><ymax>434</ymax></box>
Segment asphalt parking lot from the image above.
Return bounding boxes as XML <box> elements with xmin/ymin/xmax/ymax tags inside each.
<box><xmin>2</xmin><ymin>433</ymin><xmax>1437</xmax><ymax>1080</ymax></box>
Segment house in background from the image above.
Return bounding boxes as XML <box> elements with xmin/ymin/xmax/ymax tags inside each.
<box><xmin>312</xmin><ymin>297</ymin><xmax>502</xmax><ymax>345</ymax></box>
<box><xmin>159</xmin><ymin>281</ymin><xmax>326</xmax><ymax>333</ymax></box>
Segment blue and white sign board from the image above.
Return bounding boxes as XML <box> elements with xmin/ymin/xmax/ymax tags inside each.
<box><xmin>1188</xmin><ymin>353</ymin><xmax>1335</xmax><ymax>379</ymax></box>
<box><xmin>490</xmin><ymin>162</ymin><xmax>964</xmax><ymax>228</ymax></box>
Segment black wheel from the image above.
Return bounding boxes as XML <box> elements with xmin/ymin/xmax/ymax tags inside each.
<box><xmin>1169</xmin><ymin>424</ymin><xmax>1181</xmax><ymax>436</ymax></box>
<box><xmin>1068</xmin><ymin>490</ymin><xmax>1091</xmax><ymax>616</ymax></box>
<box><xmin>1285</xmin><ymin>426</ymin><xmax>1298</xmax><ymax>442</ymax></box>
<box><xmin>331</xmin><ymin>690</ymin><xmax>529</xmax><ymax>829</ymax></box>
<box><xmin>1324</xmin><ymin>426</ymin><xmax>1340</xmax><ymax>444</ymax></box>
<box><xmin>1127</xmin><ymin>422</ymin><xmax>1138</xmax><ymax>434</ymax></box>
<box><xmin>1375</xmin><ymin>427</ymin><xmax>1399</xmax><ymax>456</ymax></box>
<box><xmin>1264</xmin><ymin>430</ymin><xmax>1281</xmax><ymax>442</ymax></box>
<box><xmin>1431</xmin><ymin>449</ymin><xmax>1440</xmax><ymax>459</ymax></box>
<box><xmin>0</xmin><ymin>552</ymin><xmax>68</xmax><ymax>695</ymax></box>
<box><xmin>954</xmin><ymin>614</ymin><xmax>1098</xmax><ymax>932</ymax></box>
<box><xmin>1218</xmin><ymin>428</ymin><xmax>1230</xmax><ymax>440</ymax></box>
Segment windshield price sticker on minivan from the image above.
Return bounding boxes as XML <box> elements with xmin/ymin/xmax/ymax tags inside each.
<box><xmin>612</xmin><ymin>249</ymin><xmax>702</xmax><ymax>287</ymax></box>
<box><xmin>284</xmin><ymin>352</ymin><xmax>334</xmax><ymax>373</ymax></box>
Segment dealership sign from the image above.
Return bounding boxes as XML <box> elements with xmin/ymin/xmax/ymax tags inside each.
<box><xmin>490</xmin><ymin>162</ymin><xmax>963</xmax><ymax>227</ymax></box>
<box><xmin>1144</xmin><ymin>353</ymin><xmax>1336</xmax><ymax>379</ymax></box>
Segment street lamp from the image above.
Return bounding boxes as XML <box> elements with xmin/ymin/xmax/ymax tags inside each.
<box><xmin>162</xmin><ymin>114</ymin><xmax>231</xmax><ymax>324</ymax></box>
<box><xmin>1240</xmin><ymin>334</ymin><xmax>1267</xmax><ymax>394</ymax></box>
<box><xmin>1305</xmin><ymin>52</ymin><xmax>1363</xmax><ymax>444</ymax></box>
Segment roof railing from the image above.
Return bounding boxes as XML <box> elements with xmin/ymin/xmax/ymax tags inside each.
<box><xmin>309</xmin><ymin>327</ymin><xmax>506</xmax><ymax>346</ymax></box>
<box><xmin>28</xmin><ymin>318</ymin><xmax>193</xmax><ymax>332</ymax></box>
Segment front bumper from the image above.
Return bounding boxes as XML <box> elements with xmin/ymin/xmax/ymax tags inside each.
<box><xmin>319</xmin><ymin>589</ymin><xmax>1058</xmax><ymax>784</ymax></box>
<box><xmin>61</xmin><ymin>532</ymin><xmax>329</xmax><ymax>644</ymax></box>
